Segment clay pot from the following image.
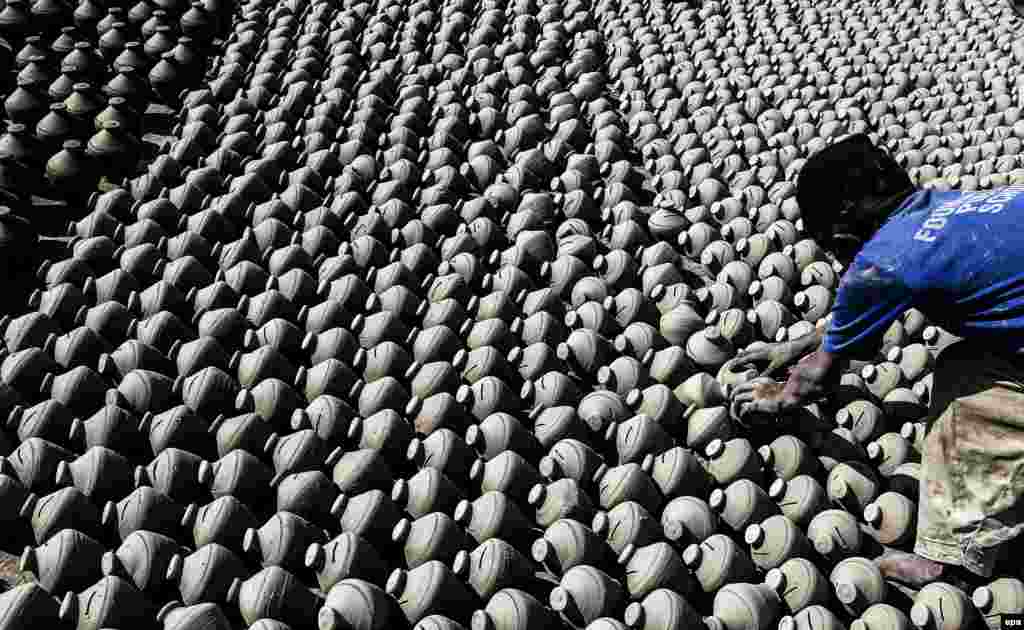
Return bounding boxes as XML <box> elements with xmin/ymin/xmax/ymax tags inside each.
<box><xmin>290</xmin><ymin>395</ymin><xmax>356</xmax><ymax>445</ymax></box>
<box><xmin>46</xmin><ymin>139</ymin><xmax>98</xmax><ymax>201</ymax></box>
<box><xmin>306</xmin><ymin>532</ymin><xmax>388</xmax><ymax>593</ymax></box>
<box><xmin>973</xmin><ymin>578</ymin><xmax>1024</xmax><ymax>629</ymax></box>
<box><xmin>593</xmin><ymin>461</ymin><xmax>663</xmax><ymax>517</ymax></box>
<box><xmin>592</xmin><ymin>500</ymin><xmax>662</xmax><ymax>555</ymax></box>
<box><xmin>170</xmin><ymin>337</ymin><xmax>229</xmax><ymax>379</ymax></box>
<box><xmin>910</xmin><ymin>583</ymin><xmax>977</xmax><ymax>630</ymax></box>
<box><xmin>2</xmin><ymin>312</ymin><xmax>59</xmax><ymax>353</ymax></box>
<box><xmin>705</xmin><ymin>438</ymin><xmax>764</xmax><ymax>487</ymax></box>
<box><xmin>709</xmin><ymin>479</ymin><xmax>780</xmax><ymax>535</ymax></box>
<box><xmin>319</xmin><ymin>579</ymin><xmax>404</xmax><ymax>630</ymax></box>
<box><xmin>766</xmin><ymin>557</ymin><xmax>831</xmax><ymax>617</ymax></box>
<box><xmin>416</xmin><ymin>616</ymin><xmax>469</xmax><ymax>630</ymax></box>
<box><xmin>334</xmin><ymin>489</ymin><xmax>402</xmax><ymax>551</ymax></box>
<box><xmin>42</xmin><ymin>366</ymin><xmax>108</xmax><ymax>416</ymax></box>
<box><xmin>386</xmin><ymin>560</ymin><xmax>480</xmax><ymax>626</ymax></box>
<box><xmin>19</xmin><ymin>528</ymin><xmax>105</xmax><ymax>596</ymax></box>
<box><xmin>45</xmin><ymin>327</ymin><xmax>110</xmax><ymax>371</ymax></box>
<box><xmin>226</xmin><ymin>566</ymin><xmax>322</xmax><ymax>630</ymax></box>
<box><xmin>70</xmin><ymin>405</ymin><xmax>147</xmax><ymax>461</ymax></box>
<box><xmin>683</xmin><ymin>533</ymin><xmax>758</xmax><ymax>595</ymax></box>
<box><xmin>539</xmin><ymin>438</ymin><xmax>604</xmax><ymax>488</ymax></box>
<box><xmin>104</xmin><ymin>485</ymin><xmax>186</xmax><ymax>542</ymax></box>
<box><xmin>269</xmin><ymin>469</ymin><xmax>337</xmax><ymax>529</ymax></box>
<box><xmin>827</xmin><ymin>462</ymin><xmax>881</xmax><ymax>514</ymax></box>
<box><xmin>176</xmin><ymin>366</ymin><xmax>239</xmax><ymax>419</ymax></box>
<box><xmin>266</xmin><ymin>429</ymin><xmax>328</xmax><ymax>482</ymax></box>
<box><xmin>532</xmin><ymin>518</ymin><xmax>615</xmax><ymax>576</ymax></box>
<box><xmin>8</xmin><ymin>399</ymin><xmax>75</xmax><ymax>447</ymax></box>
<box><xmin>200</xmin><ymin>449</ymin><xmax>274</xmax><ymax>508</ymax></box>
<box><xmin>832</xmin><ymin>557</ymin><xmax>888</xmax><ymax>616</ymax></box>
<box><xmin>744</xmin><ymin>515</ymin><xmax>814</xmax><ymax>571</ymax></box>
<box><xmin>0</xmin><ymin>583</ymin><xmax>61</xmax><ymax>628</ymax></box>
<box><xmin>3</xmin><ymin>348</ymin><xmax>61</xmax><ymax>397</ymax></box>
<box><xmin>777</xmin><ymin>606</ymin><xmax>845</xmax><ymax>630</ymax></box>
<box><xmin>607</xmin><ymin>414</ymin><xmax>672</xmax><ymax>465</ymax></box>
<box><xmin>768</xmin><ymin>476</ymin><xmax>828</xmax><ymax>529</ymax></box>
<box><xmin>134</xmin><ymin>447</ymin><xmax>206</xmax><ymax>504</ymax></box>
<box><xmin>2</xmin><ymin>437</ymin><xmax>75</xmax><ymax>496</ymax></box>
<box><xmin>156</xmin><ymin>601</ymin><xmax>232</xmax><ymax>630</ymax></box>
<box><xmin>549</xmin><ymin>564</ymin><xmax>625</xmax><ymax>628</ymax></box>
<box><xmin>529</xmin><ymin>478</ymin><xmax>597</xmax><ymax>529</ymax></box>
<box><xmin>408</xmin><ymin>428</ymin><xmax>476</xmax><ymax>483</ymax></box>
<box><xmin>59</xmin><ymin>576</ymin><xmax>154</xmax><ymax>630</ymax></box>
<box><xmin>454</xmin><ymin>490</ymin><xmax>534</xmax><ymax>549</ymax></box>
<box><xmin>471</xmin><ymin>588</ymin><xmax>562</xmax><ymax>630</ymax></box>
<box><xmin>101</xmin><ymin>529</ymin><xmax>184</xmax><ymax>594</ymax></box>
<box><xmin>236</xmin><ymin>379</ymin><xmax>305</xmax><ymax>431</ymax></box>
<box><xmin>466</xmin><ymin>413</ymin><xmax>543</xmax><ymax>463</ymax></box>
<box><xmin>529</xmin><ymin>405</ymin><xmax>584</xmax><ymax>450</ymax></box>
<box><xmin>468</xmin><ymin>448</ymin><xmax>542</xmax><ymax>505</ymax></box>
<box><xmin>759</xmin><ymin>435</ymin><xmax>821</xmax><ymax>482</ymax></box>
<box><xmin>452</xmin><ymin>538</ymin><xmax>540</xmax><ymax>602</ymax></box>
<box><xmin>707</xmin><ymin>583</ymin><xmax>783</xmax><ymax>630</ymax></box>
<box><xmin>138</xmin><ymin>406</ymin><xmax>214</xmax><ymax>460</ymax></box>
<box><xmin>619</xmin><ymin>541</ymin><xmax>697</xmax><ymax>601</ymax></box>
<box><xmin>392</xmin><ymin>512</ymin><xmax>472</xmax><ymax>569</ymax></box>
<box><xmin>863</xmin><ymin>492</ymin><xmax>917</xmax><ymax>547</ymax></box>
<box><xmin>661</xmin><ymin>496</ymin><xmax>718</xmax><ymax>548</ymax></box>
<box><xmin>850</xmin><ymin>604</ymin><xmax>911</xmax><ymax>630</ymax></box>
<box><xmin>166</xmin><ymin>543</ymin><xmax>247</xmax><ymax>605</ymax></box>
<box><xmin>55</xmin><ymin>445</ymin><xmax>133</xmax><ymax>505</ymax></box>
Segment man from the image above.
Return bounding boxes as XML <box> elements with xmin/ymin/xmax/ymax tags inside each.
<box><xmin>729</xmin><ymin>133</ymin><xmax>1024</xmax><ymax>586</ymax></box>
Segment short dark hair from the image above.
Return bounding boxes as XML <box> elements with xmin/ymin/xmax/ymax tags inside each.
<box><xmin>797</xmin><ymin>134</ymin><xmax>913</xmax><ymax>248</ymax></box>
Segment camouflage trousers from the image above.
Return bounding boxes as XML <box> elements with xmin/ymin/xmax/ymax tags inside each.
<box><xmin>916</xmin><ymin>341</ymin><xmax>1024</xmax><ymax>577</ymax></box>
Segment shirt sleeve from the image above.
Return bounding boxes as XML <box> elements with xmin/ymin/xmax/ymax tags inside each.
<box><xmin>823</xmin><ymin>255</ymin><xmax>916</xmax><ymax>360</ymax></box>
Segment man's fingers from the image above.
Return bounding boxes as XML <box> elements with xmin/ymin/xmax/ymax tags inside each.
<box><xmin>730</xmin><ymin>399</ymin><xmax>743</xmax><ymax>420</ymax></box>
<box><xmin>735</xmin><ymin>350</ymin><xmax>766</xmax><ymax>364</ymax></box>
<box><xmin>734</xmin><ymin>348</ymin><xmax>757</xmax><ymax>361</ymax></box>
<box><xmin>731</xmin><ymin>381</ymin><xmax>756</xmax><ymax>397</ymax></box>
<box><xmin>733</xmin><ymin>390</ymin><xmax>757</xmax><ymax>405</ymax></box>
<box><xmin>732</xmin><ymin>400</ymin><xmax>750</xmax><ymax>421</ymax></box>
<box><xmin>759</xmin><ymin>360</ymin><xmax>785</xmax><ymax>378</ymax></box>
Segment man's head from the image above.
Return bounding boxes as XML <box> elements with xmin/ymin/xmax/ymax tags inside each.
<box><xmin>797</xmin><ymin>134</ymin><xmax>915</xmax><ymax>265</ymax></box>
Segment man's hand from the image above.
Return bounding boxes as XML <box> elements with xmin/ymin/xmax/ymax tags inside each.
<box><xmin>732</xmin><ymin>329</ymin><xmax>826</xmax><ymax>378</ymax></box>
<box><xmin>731</xmin><ymin>341</ymin><xmax>802</xmax><ymax>378</ymax></box>
<box><xmin>730</xmin><ymin>337</ymin><xmax>843</xmax><ymax>424</ymax></box>
<box><xmin>729</xmin><ymin>377</ymin><xmax>799</xmax><ymax>422</ymax></box>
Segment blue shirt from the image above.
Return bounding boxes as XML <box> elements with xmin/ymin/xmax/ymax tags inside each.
<box><xmin>824</xmin><ymin>185</ymin><xmax>1024</xmax><ymax>359</ymax></box>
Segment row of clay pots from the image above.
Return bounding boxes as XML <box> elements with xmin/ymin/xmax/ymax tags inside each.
<box><xmin>0</xmin><ymin>0</ymin><xmax>1013</xmax><ymax>627</ymax></box>
<box><xmin>0</xmin><ymin>0</ymin><xmax>236</xmax><ymax>206</ymax></box>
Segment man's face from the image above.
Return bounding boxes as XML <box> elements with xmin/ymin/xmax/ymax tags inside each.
<box><xmin>828</xmin><ymin>233</ymin><xmax>865</xmax><ymax>267</ymax></box>
<box><xmin>822</xmin><ymin>190</ymin><xmax>895</xmax><ymax>267</ymax></box>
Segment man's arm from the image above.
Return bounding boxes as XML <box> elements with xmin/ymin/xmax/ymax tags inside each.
<box><xmin>778</xmin><ymin>338</ymin><xmax>847</xmax><ymax>407</ymax></box>
<box><xmin>732</xmin><ymin>251</ymin><xmax>913</xmax><ymax>420</ymax></box>
<box><xmin>729</xmin><ymin>325</ymin><xmax>825</xmax><ymax>378</ymax></box>
<box><xmin>788</xmin><ymin>326</ymin><xmax>826</xmax><ymax>362</ymax></box>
